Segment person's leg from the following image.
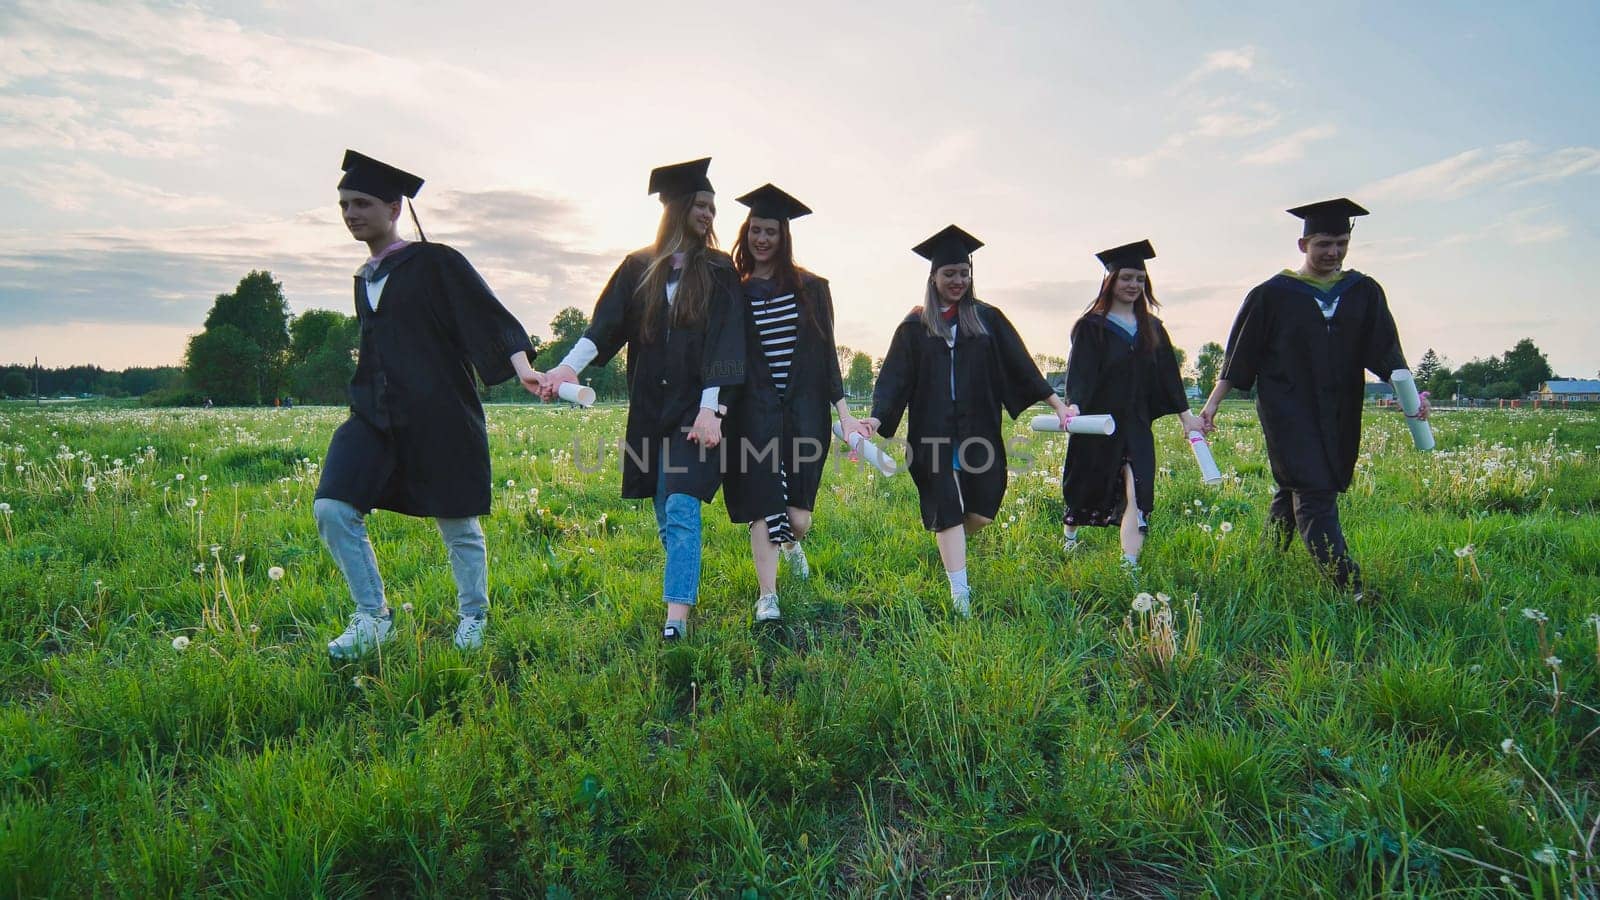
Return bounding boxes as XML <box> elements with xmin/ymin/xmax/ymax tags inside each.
<box><xmin>1266</xmin><ymin>486</ymin><xmax>1297</xmax><ymax>551</ymax></box>
<box><xmin>435</xmin><ymin>516</ymin><xmax>488</xmax><ymax>617</ymax></box>
<box><xmin>1292</xmin><ymin>489</ymin><xmax>1362</xmax><ymax>592</ymax></box>
<box><xmin>1119</xmin><ymin>463</ymin><xmax>1146</xmax><ymax>565</ymax></box>
<box><xmin>659</xmin><ymin>492</ymin><xmax>702</xmax><ymax>634</ymax></box>
<box><xmin>749</xmin><ymin>519</ymin><xmax>780</xmax><ymax>597</ymax></box>
<box><xmin>936</xmin><ymin>524</ymin><xmax>971</xmax><ymax>616</ymax></box>
<box><xmin>786</xmin><ymin>507</ymin><xmax>812</xmax><ymax>543</ymax></box>
<box><xmin>314</xmin><ymin>497</ymin><xmax>387</xmax><ymax>615</ymax></box>
<box><xmin>314</xmin><ymin>497</ymin><xmax>393</xmax><ymax>657</ymax></box>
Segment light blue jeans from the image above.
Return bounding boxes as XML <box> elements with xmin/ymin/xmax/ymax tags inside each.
<box><xmin>313</xmin><ymin>497</ymin><xmax>488</xmax><ymax>618</ymax></box>
<box><xmin>652</xmin><ymin>450</ymin><xmax>703</xmax><ymax>606</ymax></box>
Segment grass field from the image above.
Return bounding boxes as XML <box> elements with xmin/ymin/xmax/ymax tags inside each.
<box><xmin>0</xmin><ymin>400</ymin><xmax>1596</xmax><ymax>897</ymax></box>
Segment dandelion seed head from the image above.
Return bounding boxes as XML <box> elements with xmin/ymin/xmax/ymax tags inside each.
<box><xmin>1131</xmin><ymin>593</ymin><xmax>1154</xmax><ymax>613</ymax></box>
<box><xmin>174</xmin><ymin>473</ymin><xmax>183</xmax><ymax>481</ymax></box>
<box><xmin>171</xmin><ymin>635</ymin><xmax>190</xmax><ymax>650</ymax></box>
<box><xmin>267</xmin><ymin>566</ymin><xmax>284</xmax><ymax>581</ymax></box>
<box><xmin>401</xmin><ymin>602</ymin><xmax>414</xmax><ymax>613</ymax></box>
<box><xmin>1533</xmin><ymin>845</ymin><xmax>1559</xmax><ymax>865</ymax></box>
<box><xmin>0</xmin><ymin>502</ymin><xmax>10</xmax><ymax>514</ymax></box>
<box><xmin>1219</xmin><ymin>521</ymin><xmax>1233</xmax><ymax>533</ymax></box>
<box><xmin>184</xmin><ymin>497</ymin><xmax>198</xmax><ymax>508</ymax></box>
<box><xmin>1500</xmin><ymin>738</ymin><xmax>1515</xmax><ymax>754</ymax></box>
<box><xmin>1545</xmin><ymin>655</ymin><xmax>1561</xmax><ymax>668</ymax></box>
<box><xmin>197</xmin><ymin>474</ymin><xmax>207</xmax><ymax>482</ymax></box>
<box><xmin>192</xmin><ymin>564</ymin><xmax>204</xmax><ymax>574</ymax></box>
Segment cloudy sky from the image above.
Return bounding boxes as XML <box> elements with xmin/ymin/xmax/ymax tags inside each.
<box><xmin>3</xmin><ymin>0</ymin><xmax>1597</xmax><ymax>377</ymax></box>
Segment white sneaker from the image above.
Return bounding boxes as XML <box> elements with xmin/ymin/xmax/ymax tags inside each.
<box><xmin>328</xmin><ymin>610</ymin><xmax>393</xmax><ymax>659</ymax></box>
<box><xmin>454</xmin><ymin>614</ymin><xmax>487</xmax><ymax>650</ymax></box>
<box><xmin>1062</xmin><ymin>536</ymin><xmax>1081</xmax><ymax>554</ymax></box>
<box><xmin>754</xmin><ymin>594</ymin><xmax>782</xmax><ymax>623</ymax></box>
<box><xmin>782</xmin><ymin>543</ymin><xmax>810</xmax><ymax>580</ymax></box>
<box><xmin>950</xmin><ymin>588</ymin><xmax>972</xmax><ymax>619</ymax></box>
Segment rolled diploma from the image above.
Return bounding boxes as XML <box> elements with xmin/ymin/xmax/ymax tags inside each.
<box><xmin>1030</xmin><ymin>413</ymin><xmax>1116</xmax><ymax>436</ymax></box>
<box><xmin>557</xmin><ymin>382</ymin><xmax>596</xmax><ymax>407</ymax></box>
<box><xmin>834</xmin><ymin>421</ymin><xmax>898</xmax><ymax>476</ymax></box>
<box><xmin>1389</xmin><ymin>369</ymin><xmax>1434</xmax><ymax>451</ymax></box>
<box><xmin>1188</xmin><ymin>431</ymin><xmax>1223</xmax><ymax>484</ymax></box>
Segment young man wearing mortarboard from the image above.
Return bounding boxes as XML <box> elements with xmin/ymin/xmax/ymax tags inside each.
<box><xmin>539</xmin><ymin>158</ymin><xmax>746</xmax><ymax>642</ymax></box>
<box><xmin>1198</xmin><ymin>199</ymin><xmax>1429</xmax><ymax>600</ymax></box>
<box><xmin>317</xmin><ymin>150</ymin><xmax>542</xmax><ymax>659</ymax></box>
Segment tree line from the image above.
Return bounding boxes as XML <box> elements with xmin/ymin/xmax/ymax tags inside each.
<box><xmin>4</xmin><ymin>269</ymin><xmax>1579</xmax><ymax>406</ymax></box>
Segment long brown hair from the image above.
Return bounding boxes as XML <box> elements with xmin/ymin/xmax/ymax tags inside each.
<box><xmin>919</xmin><ymin>269</ymin><xmax>988</xmax><ymax>341</ymax></box>
<box><xmin>1084</xmin><ymin>268</ymin><xmax>1161</xmax><ymax>353</ymax></box>
<box><xmin>638</xmin><ymin>192</ymin><xmax>719</xmax><ymax>342</ymax></box>
<box><xmin>732</xmin><ymin>213</ymin><xmax>819</xmax><ymax>331</ymax></box>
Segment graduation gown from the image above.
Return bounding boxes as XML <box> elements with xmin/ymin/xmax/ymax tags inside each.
<box><xmin>584</xmin><ymin>248</ymin><xmax>745</xmax><ymax>502</ymax></box>
<box><xmin>316</xmin><ymin>242</ymin><xmax>534</xmax><ymax>518</ymax></box>
<box><xmin>871</xmin><ymin>302</ymin><xmax>1053</xmax><ymax>531</ymax></box>
<box><xmin>723</xmin><ymin>272</ymin><xmax>846</xmax><ymax>523</ymax></box>
<box><xmin>1220</xmin><ymin>270</ymin><xmax>1407</xmax><ymax>492</ymax></box>
<box><xmin>1059</xmin><ymin>314</ymin><xmax>1188</xmax><ymax>527</ymax></box>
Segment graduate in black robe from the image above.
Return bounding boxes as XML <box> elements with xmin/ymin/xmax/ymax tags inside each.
<box><xmin>720</xmin><ymin>184</ymin><xmax>866</xmax><ymax>624</ymax></box>
<box><xmin>542</xmin><ymin>158</ymin><xmax>745</xmax><ymax>640</ymax></box>
<box><xmin>315</xmin><ymin>151</ymin><xmax>541</xmax><ymax>659</ymax></box>
<box><xmin>1200</xmin><ymin>199</ymin><xmax>1428</xmax><ymax>597</ymax></box>
<box><xmin>864</xmin><ymin>226</ymin><xmax>1072</xmax><ymax>616</ymax></box>
<box><xmin>1060</xmin><ymin>241</ymin><xmax>1203</xmax><ymax>568</ymax></box>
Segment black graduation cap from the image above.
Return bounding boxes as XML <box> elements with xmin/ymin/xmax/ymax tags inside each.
<box><xmin>1095</xmin><ymin>239</ymin><xmax>1156</xmax><ymax>272</ymax></box>
<box><xmin>736</xmin><ymin>183</ymin><xmax>812</xmax><ymax>221</ymax></box>
<box><xmin>1287</xmin><ymin>198</ymin><xmax>1369</xmax><ymax>237</ymax></box>
<box><xmin>648</xmin><ymin>157</ymin><xmax>714</xmax><ymax>202</ymax></box>
<box><xmin>912</xmin><ymin>225</ymin><xmax>984</xmax><ymax>270</ymax></box>
<box><xmin>337</xmin><ymin>150</ymin><xmax>424</xmax><ymax>203</ymax></box>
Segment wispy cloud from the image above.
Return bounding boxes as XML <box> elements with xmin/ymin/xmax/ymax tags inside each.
<box><xmin>8</xmin><ymin>160</ymin><xmax>224</xmax><ymax>212</ymax></box>
<box><xmin>0</xmin><ymin>0</ymin><xmax>496</xmax><ymax>158</ymax></box>
<box><xmin>1436</xmin><ymin>206</ymin><xmax>1570</xmax><ymax>248</ymax></box>
<box><xmin>1184</xmin><ymin>47</ymin><xmax>1257</xmax><ymax>83</ymax></box>
<box><xmin>1241</xmin><ymin>125</ymin><xmax>1337</xmax><ymax>165</ymax></box>
<box><xmin>1362</xmin><ymin>141</ymin><xmax>1600</xmax><ymax>200</ymax></box>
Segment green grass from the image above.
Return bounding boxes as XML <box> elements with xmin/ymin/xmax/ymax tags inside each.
<box><xmin>0</xmin><ymin>401</ymin><xmax>1597</xmax><ymax>896</ymax></box>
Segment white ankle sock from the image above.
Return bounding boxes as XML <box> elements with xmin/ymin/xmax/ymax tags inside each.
<box><xmin>946</xmin><ymin>567</ymin><xmax>969</xmax><ymax>595</ymax></box>
<box><xmin>1122</xmin><ymin>553</ymin><xmax>1139</xmax><ymax>567</ymax></box>
<box><xmin>1063</xmin><ymin>526</ymin><xmax>1078</xmax><ymax>540</ymax></box>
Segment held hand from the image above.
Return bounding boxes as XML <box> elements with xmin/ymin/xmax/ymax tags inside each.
<box><xmin>517</xmin><ymin>370</ymin><xmax>545</xmax><ymax>396</ymax></box>
<box><xmin>540</xmin><ymin>365</ymin><xmax>578</xmax><ymax>402</ymax></box>
<box><xmin>839</xmin><ymin>413</ymin><xmax>869</xmax><ymax>442</ymax></box>
<box><xmin>688</xmin><ymin>408</ymin><xmax>722</xmax><ymax>448</ymax></box>
<box><xmin>1198</xmin><ymin>404</ymin><xmax>1219</xmax><ymax>433</ymax></box>
<box><xmin>1417</xmin><ymin>392</ymin><xmax>1431</xmax><ymax>421</ymax></box>
<box><xmin>1179</xmin><ymin>410</ymin><xmax>1204</xmax><ymax>434</ymax></box>
<box><xmin>859</xmin><ymin>416</ymin><xmax>881</xmax><ymax>439</ymax></box>
<box><xmin>1064</xmin><ymin>403</ymin><xmax>1081</xmax><ymax>419</ymax></box>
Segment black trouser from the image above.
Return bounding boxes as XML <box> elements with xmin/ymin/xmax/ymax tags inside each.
<box><xmin>1267</xmin><ymin>486</ymin><xmax>1361</xmax><ymax>592</ymax></box>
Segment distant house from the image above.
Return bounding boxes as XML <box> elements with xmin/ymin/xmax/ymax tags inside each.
<box><xmin>1365</xmin><ymin>381</ymin><xmax>1395</xmax><ymax>400</ymax></box>
<box><xmin>1537</xmin><ymin>379</ymin><xmax>1600</xmax><ymax>402</ymax></box>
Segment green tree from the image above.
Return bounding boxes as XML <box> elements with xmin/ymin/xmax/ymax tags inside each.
<box><xmin>1500</xmin><ymin>337</ymin><xmax>1552</xmax><ymax>393</ymax></box>
<box><xmin>531</xmin><ymin>307</ymin><xmax>626</xmax><ymax>402</ymax></box>
<box><xmin>1454</xmin><ymin>357</ymin><xmax>1504</xmax><ymax>396</ymax></box>
<box><xmin>289</xmin><ymin>309</ymin><xmax>350</xmax><ymax>365</ymax></box>
<box><xmin>1414</xmin><ymin>348</ymin><xmax>1442</xmax><ymax>384</ymax></box>
<box><xmin>1195</xmin><ymin>341</ymin><xmax>1226</xmax><ymax>397</ymax></box>
<box><xmin>2</xmin><ymin>371</ymin><xmax>28</xmax><ymax>398</ymax></box>
<box><xmin>1033</xmin><ymin>353</ymin><xmax>1066</xmax><ymax>375</ymax></box>
<box><xmin>289</xmin><ymin>316</ymin><xmax>359</xmax><ymax>404</ymax></box>
<box><xmin>1171</xmin><ymin>346</ymin><xmax>1188</xmax><ymax>385</ymax></box>
<box><xmin>1424</xmin><ymin>364</ymin><xmax>1456</xmax><ymax>400</ymax></box>
<box><xmin>187</xmin><ymin>271</ymin><xmax>291</xmax><ymax>403</ymax></box>
<box><xmin>184</xmin><ymin>324</ymin><xmax>262</xmax><ymax>405</ymax></box>
<box><xmin>846</xmin><ymin>352</ymin><xmax>874</xmax><ymax>397</ymax></box>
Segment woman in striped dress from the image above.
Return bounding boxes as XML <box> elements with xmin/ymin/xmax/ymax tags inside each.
<box><xmin>723</xmin><ymin>184</ymin><xmax>866</xmax><ymax>623</ymax></box>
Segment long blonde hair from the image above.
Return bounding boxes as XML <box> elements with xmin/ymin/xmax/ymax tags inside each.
<box><xmin>919</xmin><ymin>275</ymin><xmax>988</xmax><ymax>340</ymax></box>
<box><xmin>638</xmin><ymin>193</ymin><xmax>718</xmax><ymax>342</ymax></box>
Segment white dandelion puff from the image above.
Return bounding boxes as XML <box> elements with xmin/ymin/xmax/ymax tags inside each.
<box><xmin>1219</xmin><ymin>521</ymin><xmax>1233</xmax><ymax>533</ymax></box>
<box><xmin>1500</xmin><ymin>738</ymin><xmax>1515</xmax><ymax>754</ymax></box>
<box><xmin>171</xmin><ymin>635</ymin><xmax>190</xmax><ymax>651</ymax></box>
<box><xmin>267</xmin><ymin>566</ymin><xmax>284</xmax><ymax>581</ymax></box>
<box><xmin>1131</xmin><ymin>593</ymin><xmax>1154</xmax><ymax>613</ymax></box>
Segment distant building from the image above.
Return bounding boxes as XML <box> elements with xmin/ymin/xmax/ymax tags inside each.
<box><xmin>1537</xmin><ymin>379</ymin><xmax>1600</xmax><ymax>402</ymax></box>
<box><xmin>1365</xmin><ymin>381</ymin><xmax>1395</xmax><ymax>400</ymax></box>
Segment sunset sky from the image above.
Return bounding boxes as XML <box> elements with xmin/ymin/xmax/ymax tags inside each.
<box><xmin>3</xmin><ymin>0</ymin><xmax>1597</xmax><ymax>378</ymax></box>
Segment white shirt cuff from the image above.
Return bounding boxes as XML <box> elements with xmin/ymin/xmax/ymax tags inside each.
<box><xmin>700</xmin><ymin>386</ymin><xmax>720</xmax><ymax>411</ymax></box>
<box><xmin>559</xmin><ymin>337</ymin><xmax>598</xmax><ymax>375</ymax></box>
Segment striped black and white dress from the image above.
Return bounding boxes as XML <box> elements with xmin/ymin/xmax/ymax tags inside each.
<box><xmin>747</xmin><ymin>277</ymin><xmax>799</xmax><ymax>544</ymax></box>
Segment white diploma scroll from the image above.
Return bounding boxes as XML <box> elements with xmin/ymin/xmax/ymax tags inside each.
<box><xmin>1389</xmin><ymin>369</ymin><xmax>1435</xmax><ymax>451</ymax></box>
<box><xmin>1188</xmin><ymin>431</ymin><xmax>1224</xmax><ymax>485</ymax></box>
<box><xmin>834</xmin><ymin>421</ymin><xmax>898</xmax><ymax>477</ymax></box>
<box><xmin>557</xmin><ymin>382</ymin><xmax>596</xmax><ymax>407</ymax></box>
<box><xmin>1029</xmin><ymin>413</ymin><xmax>1117</xmax><ymax>436</ymax></box>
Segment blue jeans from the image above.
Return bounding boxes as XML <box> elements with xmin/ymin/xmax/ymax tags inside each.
<box><xmin>653</xmin><ymin>451</ymin><xmax>703</xmax><ymax>606</ymax></box>
<box><xmin>313</xmin><ymin>498</ymin><xmax>488</xmax><ymax>617</ymax></box>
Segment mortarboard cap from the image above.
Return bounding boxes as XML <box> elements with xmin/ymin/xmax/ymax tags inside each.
<box><xmin>1287</xmin><ymin>197</ymin><xmax>1369</xmax><ymax>237</ymax></box>
<box><xmin>338</xmin><ymin>150</ymin><xmax>424</xmax><ymax>203</ymax></box>
<box><xmin>912</xmin><ymin>224</ymin><xmax>984</xmax><ymax>270</ymax></box>
<box><xmin>736</xmin><ymin>183</ymin><xmax>812</xmax><ymax>221</ymax></box>
<box><xmin>648</xmin><ymin>157</ymin><xmax>714</xmax><ymax>202</ymax></box>
<box><xmin>1095</xmin><ymin>239</ymin><xmax>1156</xmax><ymax>272</ymax></box>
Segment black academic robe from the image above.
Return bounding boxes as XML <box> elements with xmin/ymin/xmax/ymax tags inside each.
<box><xmin>584</xmin><ymin>248</ymin><xmax>745</xmax><ymax>502</ymax></box>
<box><xmin>723</xmin><ymin>272</ymin><xmax>846</xmax><ymax>523</ymax></box>
<box><xmin>316</xmin><ymin>242</ymin><xmax>534</xmax><ymax>518</ymax></box>
<box><xmin>1060</xmin><ymin>314</ymin><xmax>1189</xmax><ymax>527</ymax></box>
<box><xmin>1220</xmin><ymin>270</ymin><xmax>1407</xmax><ymax>492</ymax></box>
<box><xmin>871</xmin><ymin>302</ymin><xmax>1053</xmax><ymax>531</ymax></box>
